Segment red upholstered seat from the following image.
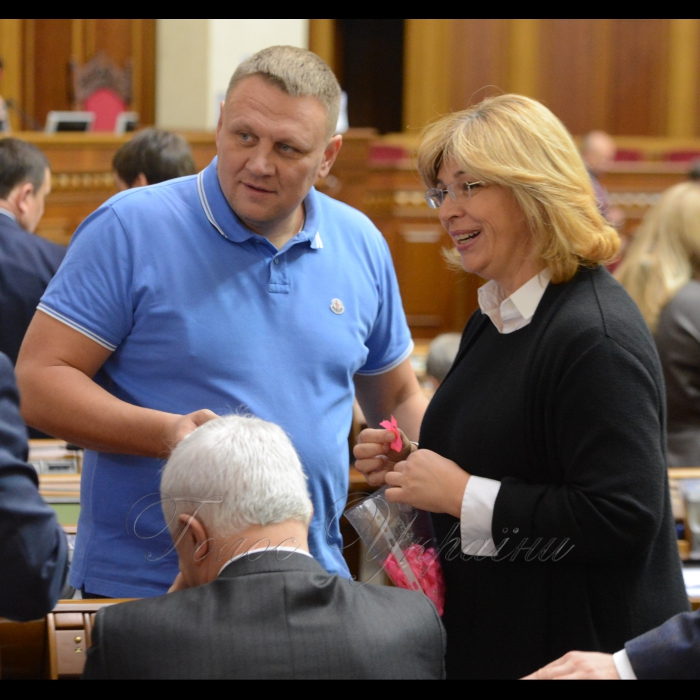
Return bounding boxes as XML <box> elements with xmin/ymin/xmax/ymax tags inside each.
<box><xmin>83</xmin><ymin>89</ymin><xmax>128</xmax><ymax>132</ymax></box>
<box><xmin>663</xmin><ymin>150</ymin><xmax>700</xmax><ymax>163</ymax></box>
<box><xmin>614</xmin><ymin>148</ymin><xmax>644</xmax><ymax>162</ymax></box>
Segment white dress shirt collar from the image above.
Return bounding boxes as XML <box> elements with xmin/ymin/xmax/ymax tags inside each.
<box><xmin>478</xmin><ymin>269</ymin><xmax>551</xmax><ymax>334</ymax></box>
<box><xmin>217</xmin><ymin>546</ymin><xmax>312</xmax><ymax>577</ymax></box>
<box><xmin>0</xmin><ymin>207</ymin><xmax>17</xmax><ymax>222</ymax></box>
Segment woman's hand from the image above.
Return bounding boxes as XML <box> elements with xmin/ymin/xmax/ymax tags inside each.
<box><xmin>353</xmin><ymin>427</ymin><xmax>414</xmax><ymax>486</ymax></box>
<box><xmin>385</xmin><ymin>449</ymin><xmax>470</xmax><ymax>517</ymax></box>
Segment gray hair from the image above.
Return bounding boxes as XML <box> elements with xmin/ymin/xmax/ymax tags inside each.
<box><xmin>226</xmin><ymin>45</ymin><xmax>341</xmax><ymax>138</ymax></box>
<box><xmin>426</xmin><ymin>333</ymin><xmax>462</xmax><ymax>384</ymax></box>
<box><xmin>160</xmin><ymin>415</ymin><xmax>313</xmax><ymax>538</ymax></box>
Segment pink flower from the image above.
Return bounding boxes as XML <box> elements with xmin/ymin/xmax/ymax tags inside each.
<box><xmin>383</xmin><ymin>544</ymin><xmax>445</xmax><ymax>615</ymax></box>
<box><xmin>379</xmin><ymin>415</ymin><xmax>403</xmax><ymax>453</ymax></box>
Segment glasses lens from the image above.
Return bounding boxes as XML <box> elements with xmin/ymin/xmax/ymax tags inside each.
<box><xmin>425</xmin><ymin>189</ymin><xmax>443</xmax><ymax>209</ymax></box>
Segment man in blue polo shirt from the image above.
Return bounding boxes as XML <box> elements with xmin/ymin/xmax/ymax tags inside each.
<box><xmin>16</xmin><ymin>46</ymin><xmax>428</xmax><ymax>598</ymax></box>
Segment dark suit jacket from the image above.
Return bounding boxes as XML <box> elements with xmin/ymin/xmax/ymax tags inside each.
<box><xmin>0</xmin><ymin>212</ymin><xmax>65</xmax><ymax>366</ymax></box>
<box><xmin>83</xmin><ymin>551</ymin><xmax>446</xmax><ymax>679</ymax></box>
<box><xmin>0</xmin><ymin>351</ymin><xmax>68</xmax><ymax>621</ymax></box>
<box><xmin>626</xmin><ymin>609</ymin><xmax>700</xmax><ymax>680</ymax></box>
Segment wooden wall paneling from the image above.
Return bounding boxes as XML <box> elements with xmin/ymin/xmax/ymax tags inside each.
<box><xmin>538</xmin><ymin>20</ymin><xmax>614</xmax><ymax>135</ymax></box>
<box><xmin>667</xmin><ymin>19</ymin><xmax>699</xmax><ymax>138</ymax></box>
<box><xmin>134</xmin><ymin>19</ymin><xmax>156</xmax><ymax>126</ymax></box>
<box><xmin>609</xmin><ymin>20</ymin><xmax>670</xmax><ymax>136</ymax></box>
<box><xmin>70</xmin><ymin>19</ymin><xmax>84</xmax><ymax>64</ymax></box>
<box><xmin>449</xmin><ymin>20</ymin><xmax>509</xmax><ymax>112</ymax></box>
<box><xmin>404</xmin><ymin>20</ymin><xmax>451</xmax><ymax>132</ymax></box>
<box><xmin>308</xmin><ymin>19</ymin><xmax>336</xmax><ymax>74</ymax></box>
<box><xmin>25</xmin><ymin>19</ymin><xmax>73</xmax><ymax>128</ymax></box>
<box><xmin>21</xmin><ymin>20</ymin><xmax>35</xmax><ymax>124</ymax></box>
<box><xmin>508</xmin><ymin>19</ymin><xmax>540</xmax><ymax>98</ymax></box>
<box><xmin>0</xmin><ymin>19</ymin><xmax>23</xmax><ymax>132</ymax></box>
<box><xmin>93</xmin><ymin>20</ymin><xmax>133</xmax><ymax>66</ymax></box>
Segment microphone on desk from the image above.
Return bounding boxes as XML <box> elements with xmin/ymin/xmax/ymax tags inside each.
<box><xmin>5</xmin><ymin>99</ymin><xmax>42</xmax><ymax>131</ymax></box>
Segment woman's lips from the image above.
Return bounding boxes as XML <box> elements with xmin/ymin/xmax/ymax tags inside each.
<box><xmin>452</xmin><ymin>230</ymin><xmax>481</xmax><ymax>247</ymax></box>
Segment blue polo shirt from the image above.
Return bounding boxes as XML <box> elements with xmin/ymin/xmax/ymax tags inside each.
<box><xmin>39</xmin><ymin>158</ymin><xmax>412</xmax><ymax>597</ymax></box>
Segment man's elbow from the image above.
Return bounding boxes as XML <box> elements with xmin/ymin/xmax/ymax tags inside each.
<box><xmin>15</xmin><ymin>355</ymin><xmax>48</xmax><ymax>429</ymax></box>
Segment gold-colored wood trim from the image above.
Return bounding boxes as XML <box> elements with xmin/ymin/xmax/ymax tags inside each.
<box><xmin>589</xmin><ymin>19</ymin><xmax>614</xmax><ymax>132</ymax></box>
<box><xmin>22</xmin><ymin>19</ymin><xmax>35</xmax><ymax>122</ymax></box>
<box><xmin>404</xmin><ymin>19</ymin><xmax>451</xmax><ymax>132</ymax></box>
<box><xmin>70</xmin><ymin>19</ymin><xmax>84</xmax><ymax>64</ymax></box>
<box><xmin>131</xmin><ymin>19</ymin><xmax>143</xmax><ymax>114</ymax></box>
<box><xmin>509</xmin><ymin>19</ymin><xmax>540</xmax><ymax>97</ymax></box>
<box><xmin>309</xmin><ymin>19</ymin><xmax>335</xmax><ymax>73</ymax></box>
<box><xmin>667</xmin><ymin>19</ymin><xmax>699</xmax><ymax>137</ymax></box>
<box><xmin>84</xmin><ymin>18</ymin><xmax>97</xmax><ymax>59</ymax></box>
<box><xmin>0</xmin><ymin>19</ymin><xmax>23</xmax><ymax>131</ymax></box>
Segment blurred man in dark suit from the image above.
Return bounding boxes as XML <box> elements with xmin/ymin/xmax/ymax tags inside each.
<box><xmin>0</xmin><ymin>138</ymin><xmax>65</xmax><ymax>367</ymax></box>
<box><xmin>112</xmin><ymin>128</ymin><xmax>196</xmax><ymax>190</ymax></box>
<box><xmin>83</xmin><ymin>414</ymin><xmax>445</xmax><ymax>680</ymax></box>
<box><xmin>0</xmin><ymin>351</ymin><xmax>68</xmax><ymax>620</ymax></box>
<box><xmin>524</xmin><ymin>609</ymin><xmax>700</xmax><ymax>679</ymax></box>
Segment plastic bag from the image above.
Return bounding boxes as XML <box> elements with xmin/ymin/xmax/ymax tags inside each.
<box><xmin>345</xmin><ymin>485</ymin><xmax>445</xmax><ymax>615</ymax></box>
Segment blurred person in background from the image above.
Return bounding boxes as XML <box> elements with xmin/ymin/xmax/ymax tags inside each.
<box><xmin>616</xmin><ymin>181</ymin><xmax>700</xmax><ymax>467</ymax></box>
<box><xmin>112</xmin><ymin>128</ymin><xmax>196</xmax><ymax>190</ymax></box>
<box><xmin>0</xmin><ymin>138</ymin><xmax>65</xmax><ymax>368</ymax></box>
<box><xmin>425</xmin><ymin>332</ymin><xmax>461</xmax><ymax>390</ymax></box>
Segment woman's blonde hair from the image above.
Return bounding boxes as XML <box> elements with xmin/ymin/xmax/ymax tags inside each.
<box><xmin>615</xmin><ymin>182</ymin><xmax>700</xmax><ymax>331</ymax></box>
<box><xmin>416</xmin><ymin>94</ymin><xmax>620</xmax><ymax>283</ymax></box>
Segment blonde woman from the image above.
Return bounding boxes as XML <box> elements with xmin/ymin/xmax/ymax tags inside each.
<box><xmin>354</xmin><ymin>95</ymin><xmax>688</xmax><ymax>679</ymax></box>
<box><xmin>616</xmin><ymin>182</ymin><xmax>700</xmax><ymax>466</ymax></box>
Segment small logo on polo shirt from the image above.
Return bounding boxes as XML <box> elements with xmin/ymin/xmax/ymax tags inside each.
<box><xmin>330</xmin><ymin>299</ymin><xmax>345</xmax><ymax>315</ymax></box>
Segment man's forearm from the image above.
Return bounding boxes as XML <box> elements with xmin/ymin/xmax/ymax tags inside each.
<box><xmin>18</xmin><ymin>364</ymin><xmax>181</xmax><ymax>457</ymax></box>
<box><xmin>389</xmin><ymin>391</ymin><xmax>428</xmax><ymax>442</ymax></box>
<box><xmin>355</xmin><ymin>359</ymin><xmax>429</xmax><ymax>442</ymax></box>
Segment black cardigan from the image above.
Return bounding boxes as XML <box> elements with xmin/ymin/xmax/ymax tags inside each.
<box><xmin>422</xmin><ymin>266</ymin><xmax>689</xmax><ymax>679</ymax></box>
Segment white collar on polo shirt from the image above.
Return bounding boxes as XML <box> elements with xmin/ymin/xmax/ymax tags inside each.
<box><xmin>217</xmin><ymin>546</ymin><xmax>312</xmax><ymax>577</ymax></box>
<box><xmin>478</xmin><ymin>269</ymin><xmax>551</xmax><ymax>335</ymax></box>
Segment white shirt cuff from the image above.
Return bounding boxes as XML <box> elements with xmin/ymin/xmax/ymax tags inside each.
<box><xmin>612</xmin><ymin>649</ymin><xmax>637</xmax><ymax>680</ymax></box>
<box><xmin>460</xmin><ymin>475</ymin><xmax>501</xmax><ymax>557</ymax></box>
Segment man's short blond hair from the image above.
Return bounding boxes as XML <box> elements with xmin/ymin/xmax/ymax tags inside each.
<box><xmin>227</xmin><ymin>45</ymin><xmax>341</xmax><ymax>139</ymax></box>
<box><xmin>417</xmin><ymin>94</ymin><xmax>620</xmax><ymax>283</ymax></box>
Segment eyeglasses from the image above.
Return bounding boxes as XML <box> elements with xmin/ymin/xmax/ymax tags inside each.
<box><xmin>424</xmin><ymin>180</ymin><xmax>485</xmax><ymax>209</ymax></box>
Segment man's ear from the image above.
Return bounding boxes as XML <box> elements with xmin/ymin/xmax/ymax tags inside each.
<box><xmin>215</xmin><ymin>100</ymin><xmax>225</xmax><ymax>149</ymax></box>
<box><xmin>318</xmin><ymin>135</ymin><xmax>343</xmax><ymax>179</ymax></box>
<box><xmin>132</xmin><ymin>173</ymin><xmax>149</xmax><ymax>188</ymax></box>
<box><xmin>13</xmin><ymin>182</ymin><xmax>35</xmax><ymax>215</ymax></box>
<box><xmin>176</xmin><ymin>512</ymin><xmax>211</xmax><ymax>567</ymax></box>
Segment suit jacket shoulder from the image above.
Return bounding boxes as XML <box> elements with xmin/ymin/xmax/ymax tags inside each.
<box><xmin>83</xmin><ymin>552</ymin><xmax>445</xmax><ymax>679</ymax></box>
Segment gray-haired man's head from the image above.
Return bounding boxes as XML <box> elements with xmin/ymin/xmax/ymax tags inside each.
<box><xmin>161</xmin><ymin>414</ymin><xmax>312</xmax><ymax>541</ymax></box>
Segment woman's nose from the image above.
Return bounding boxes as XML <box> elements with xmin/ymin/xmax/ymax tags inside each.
<box><xmin>438</xmin><ymin>194</ymin><xmax>465</xmax><ymax>226</ymax></box>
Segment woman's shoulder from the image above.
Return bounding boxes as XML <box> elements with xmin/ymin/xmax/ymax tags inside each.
<box><xmin>540</xmin><ymin>266</ymin><xmax>658</xmax><ymax>364</ymax></box>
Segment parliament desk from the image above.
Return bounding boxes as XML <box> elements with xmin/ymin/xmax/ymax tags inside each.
<box><xmin>8</xmin><ymin>130</ymin><xmax>700</xmax><ymax>339</ymax></box>
<box><xmin>2</xmin><ymin>131</ymin><xmax>218</xmax><ymax>247</ymax></box>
